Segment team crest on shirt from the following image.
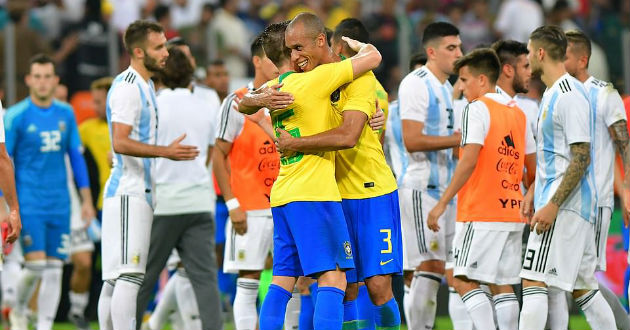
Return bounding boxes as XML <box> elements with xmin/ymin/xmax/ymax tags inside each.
<box><xmin>344</xmin><ymin>241</ymin><xmax>352</xmax><ymax>258</ymax></box>
<box><xmin>238</xmin><ymin>249</ymin><xmax>246</xmax><ymax>261</ymax></box>
<box><xmin>541</xmin><ymin>107</ymin><xmax>548</xmax><ymax>120</ymax></box>
<box><xmin>132</xmin><ymin>254</ymin><xmax>140</xmax><ymax>265</ymax></box>
<box><xmin>27</xmin><ymin>124</ymin><xmax>37</xmax><ymax>133</ymax></box>
<box><xmin>23</xmin><ymin>235</ymin><xmax>33</xmax><ymax>247</ymax></box>
<box><xmin>58</xmin><ymin>121</ymin><xmax>66</xmax><ymax>132</ymax></box>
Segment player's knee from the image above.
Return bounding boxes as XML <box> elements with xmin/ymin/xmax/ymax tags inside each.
<box><xmin>418</xmin><ymin>260</ymin><xmax>445</xmax><ymax>274</ymax></box>
<box><xmin>344</xmin><ymin>282</ymin><xmax>359</xmax><ymax>301</ymax></box>
<box><xmin>318</xmin><ymin>269</ymin><xmax>347</xmax><ymax>291</ymax></box>
<box><xmin>239</xmin><ymin>270</ymin><xmax>262</xmax><ymax>280</ymax></box>
<box><xmin>72</xmin><ymin>252</ymin><xmax>92</xmax><ymax>273</ymax></box>
<box><xmin>297</xmin><ymin>276</ymin><xmax>315</xmax><ymax>294</ymax></box>
<box><xmin>452</xmin><ymin>275</ymin><xmax>478</xmax><ymax>295</ymax></box>
<box><xmin>365</xmin><ymin>276</ymin><xmax>393</xmax><ymax>305</ymax></box>
<box><xmin>118</xmin><ymin>273</ymin><xmax>145</xmax><ymax>286</ymax></box>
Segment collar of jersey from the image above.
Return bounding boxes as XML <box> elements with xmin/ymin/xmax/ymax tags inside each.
<box><xmin>278</xmin><ymin>71</ymin><xmax>295</xmax><ymax>84</ymax></box>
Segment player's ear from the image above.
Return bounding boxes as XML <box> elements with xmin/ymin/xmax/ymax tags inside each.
<box><xmin>252</xmin><ymin>55</ymin><xmax>261</xmax><ymax>68</ymax></box>
<box><xmin>133</xmin><ymin>47</ymin><xmax>144</xmax><ymax>60</ymax></box>
<box><xmin>502</xmin><ymin>63</ymin><xmax>513</xmax><ymax>79</ymax></box>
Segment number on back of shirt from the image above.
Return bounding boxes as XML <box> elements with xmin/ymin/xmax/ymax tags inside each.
<box><xmin>40</xmin><ymin>130</ymin><xmax>61</xmax><ymax>152</ymax></box>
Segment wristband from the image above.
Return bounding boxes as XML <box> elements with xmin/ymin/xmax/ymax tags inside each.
<box><xmin>226</xmin><ymin>198</ymin><xmax>240</xmax><ymax>211</ymax></box>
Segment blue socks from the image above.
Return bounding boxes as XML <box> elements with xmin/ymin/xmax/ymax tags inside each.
<box><xmin>343</xmin><ymin>299</ymin><xmax>359</xmax><ymax>330</ymax></box>
<box><xmin>357</xmin><ymin>285</ymin><xmax>376</xmax><ymax>330</ymax></box>
<box><xmin>314</xmin><ymin>286</ymin><xmax>345</xmax><ymax>330</ymax></box>
<box><xmin>374</xmin><ymin>298</ymin><xmax>401</xmax><ymax>330</ymax></box>
<box><xmin>300</xmin><ymin>293</ymin><xmax>315</xmax><ymax>330</ymax></box>
<box><xmin>259</xmin><ymin>284</ymin><xmax>292</xmax><ymax>330</ymax></box>
<box><xmin>310</xmin><ymin>282</ymin><xmax>319</xmax><ymax>306</ymax></box>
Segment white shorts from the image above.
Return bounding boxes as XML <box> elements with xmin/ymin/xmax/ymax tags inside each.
<box><xmin>101</xmin><ymin>195</ymin><xmax>153</xmax><ymax>280</ymax></box>
<box><xmin>453</xmin><ymin>222</ymin><xmax>524</xmax><ymax>285</ymax></box>
<box><xmin>594</xmin><ymin>207</ymin><xmax>611</xmax><ymax>271</ymax></box>
<box><xmin>400</xmin><ymin>188</ymin><xmax>455</xmax><ymax>270</ymax></box>
<box><xmin>223</xmin><ymin>210</ymin><xmax>273</xmax><ymax>274</ymax></box>
<box><xmin>520</xmin><ymin>210</ymin><xmax>598</xmax><ymax>292</ymax></box>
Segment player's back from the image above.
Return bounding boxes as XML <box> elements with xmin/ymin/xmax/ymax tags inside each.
<box><xmin>535</xmin><ymin>73</ymin><xmax>595</xmax><ymax>222</ymax></box>
<box><xmin>385</xmin><ymin>100</ymin><xmax>408</xmax><ymax>185</ymax></box>
<box><xmin>4</xmin><ymin>98</ymin><xmax>78</xmax><ymax>213</ymax></box>
<box><xmin>268</xmin><ymin>59</ymin><xmax>355</xmax><ymax>207</ymax></box>
<box><xmin>331</xmin><ymin>71</ymin><xmax>397</xmax><ymax>199</ymax></box>
<box><xmin>584</xmin><ymin>76</ymin><xmax>627</xmax><ymax>208</ymax></box>
<box><xmin>104</xmin><ymin>67</ymin><xmax>158</xmax><ymax>205</ymax></box>
<box><xmin>398</xmin><ymin>66</ymin><xmax>455</xmax><ymax>198</ymax></box>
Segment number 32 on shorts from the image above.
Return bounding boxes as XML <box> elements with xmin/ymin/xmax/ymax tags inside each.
<box><xmin>380</xmin><ymin>229</ymin><xmax>392</xmax><ymax>254</ymax></box>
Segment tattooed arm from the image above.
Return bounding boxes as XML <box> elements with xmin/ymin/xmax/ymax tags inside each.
<box><xmin>610</xmin><ymin>120</ymin><xmax>630</xmax><ymax>225</ymax></box>
<box><xmin>531</xmin><ymin>142</ymin><xmax>590</xmax><ymax>234</ymax></box>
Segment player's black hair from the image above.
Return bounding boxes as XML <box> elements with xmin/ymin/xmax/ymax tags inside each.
<box><xmin>123</xmin><ymin>20</ymin><xmax>164</xmax><ymax>55</ymax></box>
<box><xmin>262</xmin><ymin>21</ymin><xmax>291</xmax><ymax>68</ymax></box>
<box><xmin>325</xmin><ymin>27</ymin><xmax>333</xmax><ymax>46</ymax></box>
<box><xmin>529</xmin><ymin>25</ymin><xmax>567</xmax><ymax>62</ymax></box>
<box><xmin>409</xmin><ymin>52</ymin><xmax>428</xmax><ymax>70</ymax></box>
<box><xmin>491</xmin><ymin>40</ymin><xmax>529</xmax><ymax>68</ymax></box>
<box><xmin>29</xmin><ymin>53</ymin><xmax>56</xmax><ymax>74</ymax></box>
<box><xmin>453</xmin><ymin>48</ymin><xmax>500</xmax><ymax>84</ymax></box>
<box><xmin>332</xmin><ymin>18</ymin><xmax>369</xmax><ymax>56</ymax></box>
<box><xmin>167</xmin><ymin>36</ymin><xmax>187</xmax><ymax>47</ymax></box>
<box><xmin>565</xmin><ymin>29</ymin><xmax>592</xmax><ymax>63</ymax></box>
<box><xmin>158</xmin><ymin>46</ymin><xmax>193</xmax><ymax>89</ymax></box>
<box><xmin>422</xmin><ymin>22</ymin><xmax>459</xmax><ymax>47</ymax></box>
<box><xmin>251</xmin><ymin>34</ymin><xmax>266</xmax><ymax>59</ymax></box>
<box><xmin>154</xmin><ymin>5</ymin><xmax>170</xmax><ymax>22</ymax></box>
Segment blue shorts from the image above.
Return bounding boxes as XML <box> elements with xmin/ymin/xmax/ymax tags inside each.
<box><xmin>271</xmin><ymin>201</ymin><xmax>354</xmax><ymax>277</ymax></box>
<box><xmin>21</xmin><ymin>212</ymin><xmax>70</xmax><ymax>259</ymax></box>
<box><xmin>343</xmin><ymin>190</ymin><xmax>403</xmax><ymax>282</ymax></box>
<box><xmin>215</xmin><ymin>197</ymin><xmax>228</xmax><ymax>244</ymax></box>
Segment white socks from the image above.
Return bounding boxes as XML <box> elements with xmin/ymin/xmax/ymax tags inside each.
<box><xmin>149</xmin><ymin>274</ymin><xmax>177</xmax><ymax>330</ymax></box>
<box><xmin>575</xmin><ymin>290</ymin><xmax>616</xmax><ymax>330</ymax></box>
<box><xmin>1</xmin><ymin>260</ymin><xmax>21</xmax><ymax>309</ymax></box>
<box><xmin>285</xmin><ymin>288</ymin><xmax>301</xmax><ymax>330</ymax></box>
<box><xmin>519</xmin><ymin>286</ymin><xmax>548</xmax><ymax>330</ymax></box>
<box><xmin>15</xmin><ymin>260</ymin><xmax>45</xmax><ymax>315</ymax></box>
<box><xmin>493</xmin><ymin>293</ymin><xmax>519</xmax><ymax>330</ymax></box>
<box><xmin>403</xmin><ymin>284</ymin><xmax>412</xmax><ymax>325</ymax></box>
<box><xmin>174</xmin><ymin>270</ymin><xmax>201</xmax><ymax>330</ymax></box>
<box><xmin>111</xmin><ymin>274</ymin><xmax>143</xmax><ymax>330</ymax></box>
<box><xmin>69</xmin><ymin>291</ymin><xmax>90</xmax><ymax>316</ymax></box>
<box><xmin>461</xmin><ymin>288</ymin><xmax>496</xmax><ymax>330</ymax></box>
<box><xmin>547</xmin><ymin>287</ymin><xmax>568</xmax><ymax>330</ymax></box>
<box><xmin>409</xmin><ymin>271</ymin><xmax>442</xmax><ymax>330</ymax></box>
<box><xmin>449</xmin><ymin>287</ymin><xmax>473</xmax><ymax>330</ymax></box>
<box><xmin>37</xmin><ymin>260</ymin><xmax>63</xmax><ymax>330</ymax></box>
<box><xmin>98</xmin><ymin>280</ymin><xmax>115</xmax><ymax>330</ymax></box>
<box><xmin>234</xmin><ymin>278</ymin><xmax>260</xmax><ymax>330</ymax></box>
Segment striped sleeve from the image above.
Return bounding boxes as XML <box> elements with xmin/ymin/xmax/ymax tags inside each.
<box><xmin>215</xmin><ymin>93</ymin><xmax>245</xmax><ymax>142</ymax></box>
<box><xmin>460</xmin><ymin>101</ymin><xmax>489</xmax><ymax>146</ymax></box>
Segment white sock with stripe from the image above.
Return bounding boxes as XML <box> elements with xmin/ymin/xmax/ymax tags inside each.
<box><xmin>519</xmin><ymin>286</ymin><xmax>548</xmax><ymax>330</ymax></box>
<box><xmin>449</xmin><ymin>287</ymin><xmax>473</xmax><ymax>330</ymax></box>
<box><xmin>575</xmin><ymin>290</ymin><xmax>616</xmax><ymax>330</ymax></box>
<box><xmin>37</xmin><ymin>260</ymin><xmax>63</xmax><ymax>330</ymax></box>
<box><xmin>15</xmin><ymin>260</ymin><xmax>45</xmax><ymax>315</ymax></box>
<box><xmin>409</xmin><ymin>271</ymin><xmax>442</xmax><ymax>330</ymax></box>
<box><xmin>111</xmin><ymin>274</ymin><xmax>143</xmax><ymax>330</ymax></box>
<box><xmin>461</xmin><ymin>288</ymin><xmax>495</xmax><ymax>330</ymax></box>
<box><xmin>493</xmin><ymin>293</ymin><xmax>519</xmax><ymax>330</ymax></box>
<box><xmin>403</xmin><ymin>284</ymin><xmax>413</xmax><ymax>326</ymax></box>
<box><xmin>148</xmin><ymin>274</ymin><xmax>177</xmax><ymax>330</ymax></box>
<box><xmin>234</xmin><ymin>278</ymin><xmax>260</xmax><ymax>330</ymax></box>
<box><xmin>98</xmin><ymin>280</ymin><xmax>115</xmax><ymax>330</ymax></box>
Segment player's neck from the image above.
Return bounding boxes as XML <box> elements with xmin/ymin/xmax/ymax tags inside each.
<box><xmin>496</xmin><ymin>77</ymin><xmax>516</xmax><ymax>98</ymax></box>
<box><xmin>253</xmin><ymin>72</ymin><xmax>267</xmax><ymax>89</ymax></box>
<box><xmin>425</xmin><ymin>62</ymin><xmax>449</xmax><ymax>84</ymax></box>
<box><xmin>541</xmin><ymin>62</ymin><xmax>567</xmax><ymax>88</ymax></box>
<box><xmin>30</xmin><ymin>95</ymin><xmax>53</xmax><ymax>108</ymax></box>
<box><xmin>130</xmin><ymin>60</ymin><xmax>153</xmax><ymax>82</ymax></box>
<box><xmin>319</xmin><ymin>49</ymin><xmax>337</xmax><ymax>65</ymax></box>
<box><xmin>575</xmin><ymin>70</ymin><xmax>590</xmax><ymax>83</ymax></box>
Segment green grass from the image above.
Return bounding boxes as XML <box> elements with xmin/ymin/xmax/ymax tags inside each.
<box><xmin>51</xmin><ymin>315</ymin><xmax>592</xmax><ymax>330</ymax></box>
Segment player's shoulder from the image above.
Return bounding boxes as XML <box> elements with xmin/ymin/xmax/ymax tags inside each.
<box><xmin>52</xmin><ymin>99</ymin><xmax>75</xmax><ymax>115</ymax></box>
<box><xmin>399</xmin><ymin>68</ymin><xmax>428</xmax><ymax>92</ymax></box>
<box><xmin>586</xmin><ymin>77</ymin><xmax>611</xmax><ymax>90</ymax></box>
<box><xmin>5</xmin><ymin>98</ymin><xmax>31</xmax><ymax>124</ymax></box>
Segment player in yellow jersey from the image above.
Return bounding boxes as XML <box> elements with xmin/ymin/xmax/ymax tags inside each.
<box><xmin>238</xmin><ymin>17</ymin><xmax>382</xmax><ymax>330</ymax></box>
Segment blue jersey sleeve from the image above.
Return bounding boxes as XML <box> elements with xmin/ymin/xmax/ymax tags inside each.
<box><xmin>66</xmin><ymin>107</ymin><xmax>90</xmax><ymax>189</ymax></box>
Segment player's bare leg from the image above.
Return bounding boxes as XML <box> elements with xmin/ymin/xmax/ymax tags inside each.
<box><xmin>69</xmin><ymin>251</ymin><xmax>92</xmax><ymax>330</ymax></box>
<box><xmin>365</xmin><ymin>274</ymin><xmax>400</xmax><ymax>330</ymax></box>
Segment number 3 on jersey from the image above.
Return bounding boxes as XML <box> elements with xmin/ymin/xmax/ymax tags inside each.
<box><xmin>40</xmin><ymin>130</ymin><xmax>61</xmax><ymax>152</ymax></box>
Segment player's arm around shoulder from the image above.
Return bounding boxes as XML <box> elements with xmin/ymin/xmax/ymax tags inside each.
<box><xmin>238</xmin><ymin>81</ymin><xmax>294</xmax><ymax>115</ymax></box>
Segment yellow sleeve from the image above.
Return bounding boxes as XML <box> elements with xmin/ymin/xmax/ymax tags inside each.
<box><xmin>308</xmin><ymin>59</ymin><xmax>354</xmax><ymax>97</ymax></box>
<box><xmin>342</xmin><ymin>72</ymin><xmax>376</xmax><ymax>118</ymax></box>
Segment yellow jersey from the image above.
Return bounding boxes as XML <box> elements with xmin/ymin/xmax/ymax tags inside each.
<box><xmin>268</xmin><ymin>59</ymin><xmax>355</xmax><ymax>207</ymax></box>
<box><xmin>331</xmin><ymin>71</ymin><xmax>397</xmax><ymax>199</ymax></box>
<box><xmin>78</xmin><ymin>118</ymin><xmax>111</xmax><ymax>209</ymax></box>
<box><xmin>376</xmin><ymin>79</ymin><xmax>389</xmax><ymax>134</ymax></box>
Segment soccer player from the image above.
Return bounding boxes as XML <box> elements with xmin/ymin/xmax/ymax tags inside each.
<box><xmin>98</xmin><ymin>20</ymin><xmax>199</xmax><ymax>330</ymax></box>
<box><xmin>518</xmin><ymin>25</ymin><xmax>615</xmax><ymax>330</ymax></box>
<box><xmin>427</xmin><ymin>48</ymin><xmax>536</xmax><ymax>330</ymax></box>
<box><xmin>560</xmin><ymin>29</ymin><xmax>630</xmax><ymax>330</ymax></box>
<box><xmin>238</xmin><ymin>19</ymin><xmax>382</xmax><ymax>330</ymax></box>
<box><xmin>213</xmin><ymin>35</ymin><xmax>290</xmax><ymax>330</ymax></box>
<box><xmin>4</xmin><ymin>54</ymin><xmax>95</xmax><ymax>330</ymax></box>
<box><xmin>274</xmin><ymin>16</ymin><xmax>402</xmax><ymax>330</ymax></box>
<box><xmin>0</xmin><ymin>100</ymin><xmax>21</xmax><ymax>245</ymax></box>
<box><xmin>398</xmin><ymin>22</ymin><xmax>464</xmax><ymax>330</ymax></box>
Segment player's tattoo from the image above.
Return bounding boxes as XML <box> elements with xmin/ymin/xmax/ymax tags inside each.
<box><xmin>549</xmin><ymin>142</ymin><xmax>590</xmax><ymax>207</ymax></box>
<box><xmin>610</xmin><ymin>120</ymin><xmax>630</xmax><ymax>187</ymax></box>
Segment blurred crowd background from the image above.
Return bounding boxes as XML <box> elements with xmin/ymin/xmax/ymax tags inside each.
<box><xmin>0</xmin><ymin>0</ymin><xmax>629</xmax><ymax>109</ymax></box>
